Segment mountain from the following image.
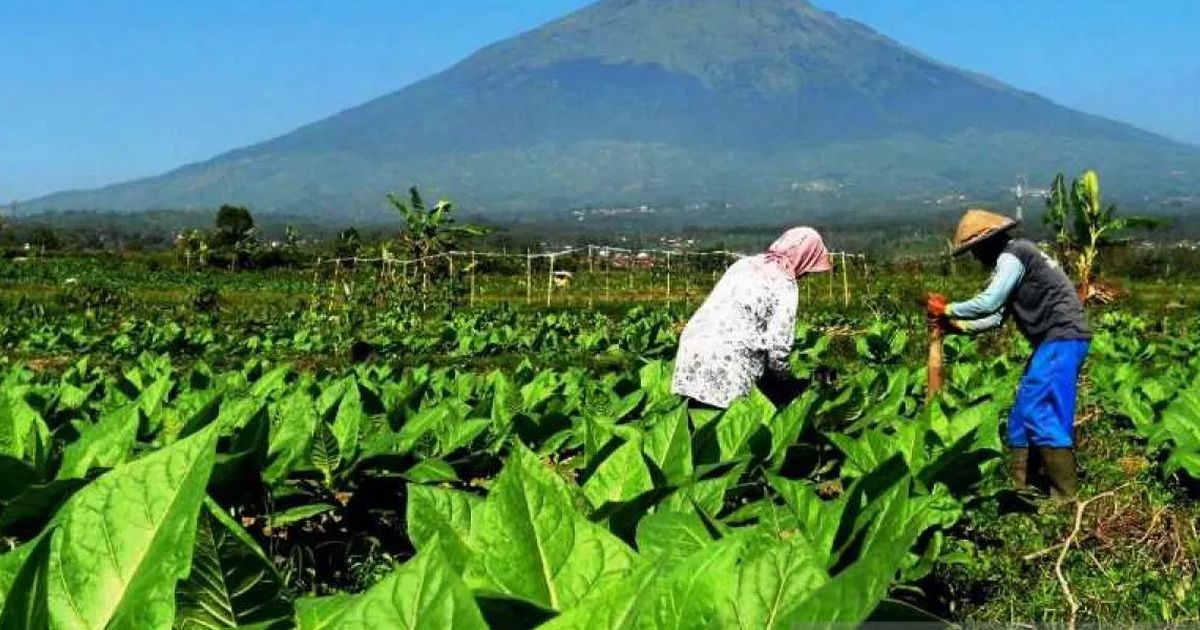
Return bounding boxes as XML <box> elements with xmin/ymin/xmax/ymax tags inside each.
<box><xmin>23</xmin><ymin>0</ymin><xmax>1200</xmax><ymax>222</ymax></box>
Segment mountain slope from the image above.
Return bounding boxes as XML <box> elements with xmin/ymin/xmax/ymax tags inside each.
<box><xmin>24</xmin><ymin>0</ymin><xmax>1200</xmax><ymax>220</ymax></box>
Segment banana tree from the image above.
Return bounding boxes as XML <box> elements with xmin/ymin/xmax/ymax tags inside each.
<box><xmin>1042</xmin><ymin>170</ymin><xmax>1164</xmax><ymax>302</ymax></box>
<box><xmin>1068</xmin><ymin>170</ymin><xmax>1164</xmax><ymax>302</ymax></box>
<box><xmin>1043</xmin><ymin>173</ymin><xmax>1071</xmax><ymax>262</ymax></box>
<box><xmin>389</xmin><ymin>187</ymin><xmax>490</xmax><ymax>285</ymax></box>
<box><xmin>180</xmin><ymin>229</ymin><xmax>210</xmax><ymax>270</ymax></box>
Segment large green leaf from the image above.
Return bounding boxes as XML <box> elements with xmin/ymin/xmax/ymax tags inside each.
<box><xmin>136</xmin><ymin>376</ymin><xmax>174</xmax><ymax>434</ymax></box>
<box><xmin>46</xmin><ymin>425</ymin><xmax>219</xmax><ymax>630</ymax></box>
<box><xmin>264</xmin><ymin>389</ymin><xmax>317</xmax><ymax>483</ymax></box>
<box><xmin>634</xmin><ymin>510</ymin><xmax>713</xmax><ymax>563</ymax></box>
<box><xmin>294</xmin><ymin>595</ymin><xmax>353</xmax><ymax>630</ymax></box>
<box><xmin>467</xmin><ymin>444</ymin><xmax>635</xmax><ymax>611</ymax></box>
<box><xmin>659</xmin><ymin>463</ymin><xmax>744</xmax><ymax>517</ymax></box>
<box><xmin>638</xmin><ymin>361</ymin><xmax>675</xmax><ymax>410</ymax></box>
<box><xmin>582</xmin><ymin>417</ymin><xmax>616</xmax><ymax>468</ymax></box>
<box><xmin>767</xmin><ymin>390</ymin><xmax>818</xmax><ymax>468</ymax></box>
<box><xmin>57</xmin><ymin>405</ymin><xmax>142</xmax><ymax>480</ymax></box>
<box><xmin>174</xmin><ymin>500</ymin><xmax>292</xmax><ymax>630</ymax></box>
<box><xmin>826</xmin><ymin>430</ymin><xmax>899</xmax><ymax>479</ymax></box>
<box><xmin>767</xmin><ymin>475</ymin><xmax>845</xmax><ymax>565</ymax></box>
<box><xmin>535</xmin><ymin>563</ymin><xmax>663</xmax><ymax>630</ymax></box>
<box><xmin>720</xmin><ymin>536</ymin><xmax>829</xmax><ymax>630</ymax></box>
<box><xmin>401</xmin><ymin>459</ymin><xmax>459</xmax><ymax>484</ymax></box>
<box><xmin>715</xmin><ymin>391</ymin><xmax>775</xmax><ymax>461</ymax></box>
<box><xmin>406</xmin><ymin>485</ymin><xmax>481</xmax><ymax>573</ymax></box>
<box><xmin>642</xmin><ymin>404</ymin><xmax>693</xmax><ymax>486</ymax></box>
<box><xmin>0</xmin><ymin>388</ymin><xmax>43</xmax><ymax>461</ymax></box>
<box><xmin>583</xmin><ymin>438</ymin><xmax>654</xmax><ymax>509</ymax></box>
<box><xmin>635</xmin><ymin>535</ymin><xmax>744</xmax><ymax>630</ymax></box>
<box><xmin>325</xmin><ymin>543</ymin><xmax>487</xmax><ymax>629</ymax></box>
<box><xmin>395</xmin><ymin>403</ymin><xmax>453</xmax><ymax>454</ymax></box>
<box><xmin>0</xmin><ymin>534</ymin><xmax>52</xmax><ymax>630</ymax></box>
<box><xmin>330</xmin><ymin>383</ymin><xmax>366</xmax><ymax>461</ymax></box>
<box><xmin>248</xmin><ymin>365</ymin><xmax>292</xmax><ymax>400</ymax></box>
<box><xmin>777</xmin><ymin>481</ymin><xmax>927</xmax><ymax>627</ymax></box>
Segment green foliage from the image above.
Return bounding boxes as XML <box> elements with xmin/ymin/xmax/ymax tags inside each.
<box><xmin>334</xmin><ymin>228</ymin><xmax>361</xmax><ymax>259</ymax></box>
<box><xmin>1043</xmin><ymin>169</ymin><xmax>1168</xmax><ymax>296</ymax></box>
<box><xmin>1</xmin><ymin>263</ymin><xmax>1199</xmax><ymax>627</ymax></box>
<box><xmin>1044</xmin><ymin>173</ymin><xmax>1071</xmax><ymax>256</ymax></box>
<box><xmin>175</xmin><ymin>500</ymin><xmax>293</xmax><ymax>630</ymax></box>
<box><xmin>46</xmin><ymin>426</ymin><xmax>218</xmax><ymax>629</ymax></box>
<box><xmin>213</xmin><ymin>205</ymin><xmax>255</xmax><ymax>249</ymax></box>
<box><xmin>390</xmin><ymin>187</ymin><xmax>490</xmax><ymax>265</ymax></box>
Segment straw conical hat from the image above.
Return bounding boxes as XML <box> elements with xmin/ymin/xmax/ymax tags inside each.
<box><xmin>952</xmin><ymin>209</ymin><xmax>1019</xmax><ymax>255</ymax></box>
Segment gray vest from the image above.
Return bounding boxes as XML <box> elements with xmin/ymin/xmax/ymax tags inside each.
<box><xmin>1004</xmin><ymin>239</ymin><xmax>1091</xmax><ymax>345</ymax></box>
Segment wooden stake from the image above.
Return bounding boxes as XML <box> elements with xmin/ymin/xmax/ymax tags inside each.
<box><xmin>469</xmin><ymin>251</ymin><xmax>476</xmax><ymax>308</ymax></box>
<box><xmin>666</xmin><ymin>251</ymin><xmax>672</xmax><ymax>304</ymax></box>
<box><xmin>546</xmin><ymin>254</ymin><xmax>555</xmax><ymax>307</ymax></box>
<box><xmin>526</xmin><ymin>249</ymin><xmax>532</xmax><ymax>305</ymax></box>
<box><xmin>827</xmin><ymin>255</ymin><xmax>834</xmax><ymax>302</ymax></box>
<box><xmin>927</xmin><ymin>323</ymin><xmax>945</xmax><ymax>404</ymax></box>
<box><xmin>841</xmin><ymin>252</ymin><xmax>850</xmax><ymax>307</ymax></box>
<box><xmin>684</xmin><ymin>252</ymin><xmax>691</xmax><ymax>308</ymax></box>
<box><xmin>604</xmin><ymin>254</ymin><xmax>611</xmax><ymax>302</ymax></box>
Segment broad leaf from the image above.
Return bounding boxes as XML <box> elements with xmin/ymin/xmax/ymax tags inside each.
<box><xmin>716</xmin><ymin>391</ymin><xmax>775</xmax><ymax>461</ymax></box>
<box><xmin>401</xmin><ymin>459</ymin><xmax>459</xmax><ymax>484</ymax></box>
<box><xmin>330</xmin><ymin>383</ymin><xmax>366</xmax><ymax>461</ymax></box>
<box><xmin>768</xmin><ymin>475</ymin><xmax>845</xmax><ymax>564</ymax></box>
<box><xmin>721</xmin><ymin>536</ymin><xmax>829</xmax><ymax>629</ymax></box>
<box><xmin>174</xmin><ymin>500</ymin><xmax>292</xmax><ymax>630</ymax></box>
<box><xmin>407</xmin><ymin>485</ymin><xmax>481</xmax><ymax>573</ymax></box>
<box><xmin>46</xmin><ymin>425</ymin><xmax>218</xmax><ymax>630</ymax></box>
<box><xmin>466</xmin><ymin>444</ymin><xmax>634</xmax><ymax>611</ymax></box>
<box><xmin>325</xmin><ymin>543</ymin><xmax>486</xmax><ymax>629</ymax></box>
<box><xmin>0</xmin><ymin>534</ymin><xmax>52</xmax><ymax>630</ymax></box>
<box><xmin>767</xmin><ymin>391</ymin><xmax>818</xmax><ymax>468</ymax></box>
<box><xmin>294</xmin><ymin>595</ymin><xmax>353</xmax><ymax>630</ymax></box>
<box><xmin>778</xmin><ymin>481</ymin><xmax>926</xmax><ymax>627</ymax></box>
<box><xmin>642</xmin><ymin>404</ymin><xmax>693</xmax><ymax>486</ymax></box>
<box><xmin>535</xmin><ymin>563</ymin><xmax>662</xmax><ymax>630</ymax></box>
<box><xmin>635</xmin><ymin>535</ymin><xmax>744</xmax><ymax>629</ymax></box>
<box><xmin>634</xmin><ymin>510</ymin><xmax>713</xmax><ymax>563</ymax></box>
<box><xmin>57</xmin><ymin>405</ymin><xmax>142</xmax><ymax>480</ymax></box>
<box><xmin>0</xmin><ymin>388</ymin><xmax>40</xmax><ymax>460</ymax></box>
<box><xmin>264</xmin><ymin>389</ymin><xmax>317</xmax><ymax>483</ymax></box>
<box><xmin>583</xmin><ymin>438</ymin><xmax>654</xmax><ymax>509</ymax></box>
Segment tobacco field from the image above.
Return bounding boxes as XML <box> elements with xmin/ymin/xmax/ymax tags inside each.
<box><xmin>1</xmin><ymin>263</ymin><xmax>1199</xmax><ymax>628</ymax></box>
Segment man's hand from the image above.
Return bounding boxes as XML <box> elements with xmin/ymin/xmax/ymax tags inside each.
<box><xmin>926</xmin><ymin>293</ymin><xmax>949</xmax><ymax>318</ymax></box>
<box><xmin>943</xmin><ymin>318</ymin><xmax>967</xmax><ymax>334</ymax></box>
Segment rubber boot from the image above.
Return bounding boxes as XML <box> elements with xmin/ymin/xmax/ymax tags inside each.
<box><xmin>1040</xmin><ymin>447</ymin><xmax>1080</xmax><ymax>500</ymax></box>
<box><xmin>1008</xmin><ymin>447</ymin><xmax>1030</xmax><ymax>490</ymax></box>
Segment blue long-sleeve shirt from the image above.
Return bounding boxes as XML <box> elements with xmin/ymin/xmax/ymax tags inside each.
<box><xmin>947</xmin><ymin>253</ymin><xmax>1025</xmax><ymax>333</ymax></box>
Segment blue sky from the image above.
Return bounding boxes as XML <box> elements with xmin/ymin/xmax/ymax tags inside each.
<box><xmin>2</xmin><ymin>0</ymin><xmax>1197</xmax><ymax>202</ymax></box>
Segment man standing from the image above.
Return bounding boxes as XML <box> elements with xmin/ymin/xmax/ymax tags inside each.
<box><xmin>928</xmin><ymin>210</ymin><xmax>1091</xmax><ymax>499</ymax></box>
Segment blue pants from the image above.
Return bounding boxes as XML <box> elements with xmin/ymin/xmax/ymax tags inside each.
<box><xmin>1008</xmin><ymin>339</ymin><xmax>1090</xmax><ymax>449</ymax></box>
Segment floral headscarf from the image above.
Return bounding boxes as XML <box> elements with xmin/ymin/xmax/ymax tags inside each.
<box><xmin>764</xmin><ymin>227</ymin><xmax>832</xmax><ymax>279</ymax></box>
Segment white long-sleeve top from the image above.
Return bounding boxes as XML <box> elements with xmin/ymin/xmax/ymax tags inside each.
<box><xmin>671</xmin><ymin>256</ymin><xmax>797</xmax><ymax>408</ymax></box>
